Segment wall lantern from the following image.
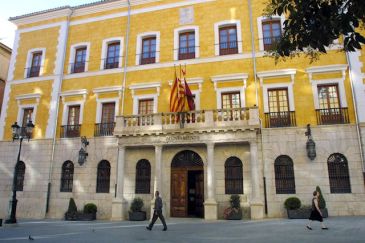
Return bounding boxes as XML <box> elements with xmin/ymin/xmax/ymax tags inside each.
<box><xmin>78</xmin><ymin>136</ymin><xmax>89</xmax><ymax>166</ymax></box>
<box><xmin>305</xmin><ymin>124</ymin><xmax>316</xmax><ymax>160</ymax></box>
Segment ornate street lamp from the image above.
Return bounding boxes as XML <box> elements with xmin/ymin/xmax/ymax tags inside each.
<box><xmin>78</xmin><ymin>136</ymin><xmax>89</xmax><ymax>166</ymax></box>
<box><xmin>305</xmin><ymin>124</ymin><xmax>316</xmax><ymax>160</ymax></box>
<box><xmin>6</xmin><ymin>120</ymin><xmax>34</xmax><ymax>224</ymax></box>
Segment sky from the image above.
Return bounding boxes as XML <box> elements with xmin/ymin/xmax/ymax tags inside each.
<box><xmin>0</xmin><ymin>0</ymin><xmax>97</xmax><ymax>48</ymax></box>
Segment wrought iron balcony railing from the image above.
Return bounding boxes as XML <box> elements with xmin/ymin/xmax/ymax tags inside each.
<box><xmin>70</xmin><ymin>62</ymin><xmax>86</xmax><ymax>73</ymax></box>
<box><xmin>218</xmin><ymin>41</ymin><xmax>240</xmax><ymax>55</ymax></box>
<box><xmin>102</xmin><ymin>56</ymin><xmax>122</xmax><ymax>69</ymax></box>
<box><xmin>94</xmin><ymin>123</ymin><xmax>115</xmax><ymax>137</ymax></box>
<box><xmin>114</xmin><ymin>107</ymin><xmax>260</xmax><ymax>136</ymax></box>
<box><xmin>265</xmin><ymin>111</ymin><xmax>296</xmax><ymax>128</ymax></box>
<box><xmin>316</xmin><ymin>108</ymin><xmax>349</xmax><ymax>125</ymax></box>
<box><xmin>60</xmin><ymin>125</ymin><xmax>81</xmax><ymax>138</ymax></box>
<box><xmin>25</xmin><ymin>66</ymin><xmax>41</xmax><ymax>78</ymax></box>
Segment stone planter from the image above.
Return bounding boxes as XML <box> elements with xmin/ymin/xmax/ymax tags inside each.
<box><xmin>224</xmin><ymin>208</ymin><xmax>242</xmax><ymax>220</ymax></box>
<box><xmin>287</xmin><ymin>207</ymin><xmax>311</xmax><ymax>219</ymax></box>
<box><xmin>65</xmin><ymin>212</ymin><xmax>96</xmax><ymax>221</ymax></box>
<box><xmin>129</xmin><ymin>211</ymin><xmax>146</xmax><ymax>221</ymax></box>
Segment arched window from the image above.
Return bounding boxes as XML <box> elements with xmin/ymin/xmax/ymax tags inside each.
<box><xmin>225</xmin><ymin>157</ymin><xmax>243</xmax><ymax>194</ymax></box>
<box><xmin>15</xmin><ymin>161</ymin><xmax>26</xmax><ymax>191</ymax></box>
<box><xmin>274</xmin><ymin>155</ymin><xmax>296</xmax><ymax>194</ymax></box>
<box><xmin>96</xmin><ymin>160</ymin><xmax>111</xmax><ymax>193</ymax></box>
<box><xmin>135</xmin><ymin>159</ymin><xmax>151</xmax><ymax>194</ymax></box>
<box><xmin>60</xmin><ymin>161</ymin><xmax>74</xmax><ymax>192</ymax></box>
<box><xmin>328</xmin><ymin>153</ymin><xmax>351</xmax><ymax>193</ymax></box>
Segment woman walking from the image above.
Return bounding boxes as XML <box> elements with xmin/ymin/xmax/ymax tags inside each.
<box><xmin>306</xmin><ymin>190</ymin><xmax>328</xmax><ymax>230</ymax></box>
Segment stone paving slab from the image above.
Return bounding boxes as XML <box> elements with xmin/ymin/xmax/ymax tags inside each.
<box><xmin>0</xmin><ymin>217</ymin><xmax>364</xmax><ymax>243</ymax></box>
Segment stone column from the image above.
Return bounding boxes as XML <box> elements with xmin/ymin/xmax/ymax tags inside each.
<box><xmin>112</xmin><ymin>146</ymin><xmax>127</xmax><ymax>220</ymax></box>
<box><xmin>151</xmin><ymin>145</ymin><xmax>163</xmax><ymax>218</ymax></box>
<box><xmin>249</xmin><ymin>141</ymin><xmax>264</xmax><ymax>219</ymax></box>
<box><xmin>204</xmin><ymin>143</ymin><xmax>218</xmax><ymax>220</ymax></box>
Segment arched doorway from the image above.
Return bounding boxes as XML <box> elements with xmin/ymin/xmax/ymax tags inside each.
<box><xmin>171</xmin><ymin>150</ymin><xmax>204</xmax><ymax>218</ymax></box>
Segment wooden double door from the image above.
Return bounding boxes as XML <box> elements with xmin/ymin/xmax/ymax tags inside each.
<box><xmin>171</xmin><ymin>167</ymin><xmax>204</xmax><ymax>218</ymax></box>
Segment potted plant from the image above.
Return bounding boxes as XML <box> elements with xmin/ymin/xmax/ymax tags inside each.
<box><xmin>223</xmin><ymin>195</ymin><xmax>242</xmax><ymax>220</ymax></box>
<box><xmin>316</xmin><ymin>186</ymin><xmax>328</xmax><ymax>218</ymax></box>
<box><xmin>78</xmin><ymin>203</ymin><xmax>97</xmax><ymax>221</ymax></box>
<box><xmin>284</xmin><ymin>197</ymin><xmax>311</xmax><ymax>219</ymax></box>
<box><xmin>129</xmin><ymin>198</ymin><xmax>146</xmax><ymax>221</ymax></box>
<box><xmin>65</xmin><ymin>198</ymin><xmax>78</xmax><ymax>220</ymax></box>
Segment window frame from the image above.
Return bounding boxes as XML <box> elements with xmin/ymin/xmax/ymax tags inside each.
<box><xmin>68</xmin><ymin>42</ymin><xmax>90</xmax><ymax>74</ymax></box>
<box><xmin>224</xmin><ymin>157</ymin><xmax>244</xmax><ymax>194</ymax></box>
<box><xmin>328</xmin><ymin>153</ymin><xmax>352</xmax><ymax>194</ymax></box>
<box><xmin>173</xmin><ymin>26</ymin><xmax>200</xmax><ymax>61</ymax></box>
<box><xmin>214</xmin><ymin>20</ymin><xmax>242</xmax><ymax>56</ymax></box>
<box><xmin>96</xmin><ymin>98</ymin><xmax>119</xmax><ymax>124</ymax></box>
<box><xmin>60</xmin><ymin>160</ymin><xmax>74</xmax><ymax>192</ymax></box>
<box><xmin>133</xmin><ymin>94</ymin><xmax>158</xmax><ymax>115</ymax></box>
<box><xmin>274</xmin><ymin>155</ymin><xmax>296</xmax><ymax>194</ymax></box>
<box><xmin>96</xmin><ymin>160</ymin><xmax>111</xmax><ymax>193</ymax></box>
<box><xmin>135</xmin><ymin>159</ymin><xmax>151</xmax><ymax>194</ymax></box>
<box><xmin>136</xmin><ymin>32</ymin><xmax>160</xmax><ymax>66</ymax></box>
<box><xmin>257</xmin><ymin>15</ymin><xmax>285</xmax><ymax>52</ymax></box>
<box><xmin>100</xmin><ymin>37</ymin><xmax>123</xmax><ymax>70</ymax></box>
<box><xmin>24</xmin><ymin>48</ymin><xmax>46</xmax><ymax>78</ymax></box>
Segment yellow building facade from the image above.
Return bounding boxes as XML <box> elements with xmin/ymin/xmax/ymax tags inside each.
<box><xmin>0</xmin><ymin>0</ymin><xmax>364</xmax><ymax>220</ymax></box>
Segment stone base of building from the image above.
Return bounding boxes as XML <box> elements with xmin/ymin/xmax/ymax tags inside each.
<box><xmin>250</xmin><ymin>202</ymin><xmax>264</xmax><ymax>220</ymax></box>
<box><xmin>111</xmin><ymin>199</ymin><xmax>128</xmax><ymax>221</ymax></box>
<box><xmin>204</xmin><ymin>199</ymin><xmax>218</xmax><ymax>220</ymax></box>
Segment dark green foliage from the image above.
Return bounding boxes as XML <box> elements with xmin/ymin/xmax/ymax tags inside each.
<box><xmin>265</xmin><ymin>0</ymin><xmax>365</xmax><ymax>58</ymax></box>
<box><xmin>230</xmin><ymin>195</ymin><xmax>241</xmax><ymax>209</ymax></box>
<box><xmin>316</xmin><ymin>186</ymin><xmax>326</xmax><ymax>209</ymax></box>
<box><xmin>67</xmin><ymin>198</ymin><xmax>77</xmax><ymax>213</ymax></box>
<box><xmin>284</xmin><ymin>197</ymin><xmax>301</xmax><ymax>210</ymax></box>
<box><xmin>84</xmin><ymin>203</ymin><xmax>97</xmax><ymax>214</ymax></box>
<box><xmin>130</xmin><ymin>198</ymin><xmax>144</xmax><ymax>212</ymax></box>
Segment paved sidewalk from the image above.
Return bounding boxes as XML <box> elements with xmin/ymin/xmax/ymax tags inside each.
<box><xmin>0</xmin><ymin>216</ymin><xmax>364</xmax><ymax>242</ymax></box>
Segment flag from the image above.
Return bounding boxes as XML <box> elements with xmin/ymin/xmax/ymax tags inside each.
<box><xmin>182</xmin><ymin>67</ymin><xmax>195</xmax><ymax>111</ymax></box>
<box><xmin>170</xmin><ymin>67</ymin><xmax>185</xmax><ymax>112</ymax></box>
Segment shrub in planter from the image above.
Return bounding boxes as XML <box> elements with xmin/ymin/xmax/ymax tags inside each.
<box><xmin>284</xmin><ymin>197</ymin><xmax>307</xmax><ymax>219</ymax></box>
<box><xmin>284</xmin><ymin>197</ymin><xmax>301</xmax><ymax>210</ymax></box>
<box><xmin>84</xmin><ymin>203</ymin><xmax>97</xmax><ymax>214</ymax></box>
<box><xmin>129</xmin><ymin>198</ymin><xmax>146</xmax><ymax>221</ymax></box>
<box><xmin>80</xmin><ymin>203</ymin><xmax>97</xmax><ymax>220</ymax></box>
<box><xmin>224</xmin><ymin>195</ymin><xmax>242</xmax><ymax>220</ymax></box>
<box><xmin>316</xmin><ymin>186</ymin><xmax>328</xmax><ymax>218</ymax></box>
<box><xmin>65</xmin><ymin>198</ymin><xmax>78</xmax><ymax>220</ymax></box>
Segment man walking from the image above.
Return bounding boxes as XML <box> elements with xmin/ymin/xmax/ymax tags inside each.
<box><xmin>146</xmin><ymin>191</ymin><xmax>167</xmax><ymax>231</ymax></box>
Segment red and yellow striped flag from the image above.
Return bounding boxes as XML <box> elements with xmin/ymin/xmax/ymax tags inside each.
<box><xmin>169</xmin><ymin>67</ymin><xmax>185</xmax><ymax>112</ymax></box>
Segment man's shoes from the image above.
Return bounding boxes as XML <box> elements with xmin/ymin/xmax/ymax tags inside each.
<box><xmin>306</xmin><ymin>225</ymin><xmax>312</xmax><ymax>230</ymax></box>
<box><xmin>146</xmin><ymin>227</ymin><xmax>152</xmax><ymax>231</ymax></box>
<box><xmin>162</xmin><ymin>228</ymin><xmax>167</xmax><ymax>231</ymax></box>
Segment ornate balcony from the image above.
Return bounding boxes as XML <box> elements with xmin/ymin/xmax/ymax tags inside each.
<box><xmin>60</xmin><ymin>125</ymin><xmax>81</xmax><ymax>138</ymax></box>
<box><xmin>114</xmin><ymin>107</ymin><xmax>260</xmax><ymax>136</ymax></box>
<box><xmin>316</xmin><ymin>108</ymin><xmax>349</xmax><ymax>125</ymax></box>
<box><xmin>94</xmin><ymin>123</ymin><xmax>115</xmax><ymax>137</ymax></box>
<box><xmin>265</xmin><ymin>111</ymin><xmax>296</xmax><ymax>128</ymax></box>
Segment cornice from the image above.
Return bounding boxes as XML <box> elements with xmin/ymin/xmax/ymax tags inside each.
<box><xmin>10</xmin><ymin>8</ymin><xmax>72</xmax><ymax>26</ymax></box>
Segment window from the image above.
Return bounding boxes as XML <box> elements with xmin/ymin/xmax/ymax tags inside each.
<box><xmin>221</xmin><ymin>92</ymin><xmax>241</xmax><ymax>120</ymax></box>
<box><xmin>96</xmin><ymin>160</ymin><xmax>111</xmax><ymax>193</ymax></box>
<box><xmin>72</xmin><ymin>47</ymin><xmax>87</xmax><ymax>73</ymax></box>
<box><xmin>141</xmin><ymin>37</ymin><xmax>156</xmax><ymax>65</ymax></box>
<box><xmin>274</xmin><ymin>155</ymin><xmax>296</xmax><ymax>194</ymax></box>
<box><xmin>95</xmin><ymin>102</ymin><xmax>115</xmax><ymax>137</ymax></box>
<box><xmin>328</xmin><ymin>153</ymin><xmax>351</xmax><ymax>193</ymax></box>
<box><xmin>317</xmin><ymin>84</ymin><xmax>348</xmax><ymax>124</ymax></box>
<box><xmin>179</xmin><ymin>31</ymin><xmax>195</xmax><ymax>60</ymax></box>
<box><xmin>138</xmin><ymin>99</ymin><xmax>154</xmax><ymax>125</ymax></box>
<box><xmin>225</xmin><ymin>157</ymin><xmax>243</xmax><ymax>194</ymax></box>
<box><xmin>28</xmin><ymin>52</ymin><xmax>42</xmax><ymax>78</ymax></box>
<box><xmin>60</xmin><ymin>161</ymin><xmax>74</xmax><ymax>192</ymax></box>
<box><xmin>62</xmin><ymin>105</ymin><xmax>81</xmax><ymax>138</ymax></box>
<box><xmin>105</xmin><ymin>42</ymin><xmax>120</xmax><ymax>69</ymax></box>
<box><xmin>135</xmin><ymin>159</ymin><xmax>151</xmax><ymax>194</ymax></box>
<box><xmin>219</xmin><ymin>26</ymin><xmax>238</xmax><ymax>55</ymax></box>
<box><xmin>15</xmin><ymin>161</ymin><xmax>26</xmax><ymax>191</ymax></box>
<box><xmin>267</xmin><ymin>89</ymin><xmax>292</xmax><ymax>127</ymax></box>
<box><xmin>22</xmin><ymin>108</ymin><xmax>34</xmax><ymax>127</ymax></box>
<box><xmin>262</xmin><ymin>20</ymin><xmax>281</xmax><ymax>51</ymax></box>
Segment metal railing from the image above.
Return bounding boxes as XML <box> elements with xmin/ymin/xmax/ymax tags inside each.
<box><xmin>60</xmin><ymin>125</ymin><xmax>81</xmax><ymax>138</ymax></box>
<box><xmin>138</xmin><ymin>51</ymin><xmax>158</xmax><ymax>65</ymax></box>
<box><xmin>177</xmin><ymin>46</ymin><xmax>196</xmax><ymax>60</ymax></box>
<box><xmin>265</xmin><ymin>111</ymin><xmax>296</xmax><ymax>128</ymax></box>
<box><xmin>70</xmin><ymin>62</ymin><xmax>86</xmax><ymax>73</ymax></box>
<box><xmin>262</xmin><ymin>36</ymin><xmax>281</xmax><ymax>51</ymax></box>
<box><xmin>94</xmin><ymin>123</ymin><xmax>115</xmax><ymax>137</ymax></box>
<box><xmin>25</xmin><ymin>66</ymin><xmax>41</xmax><ymax>78</ymax></box>
<box><xmin>316</xmin><ymin>108</ymin><xmax>349</xmax><ymax>125</ymax></box>
<box><xmin>218</xmin><ymin>41</ymin><xmax>240</xmax><ymax>55</ymax></box>
<box><xmin>102</xmin><ymin>56</ymin><xmax>122</xmax><ymax>69</ymax></box>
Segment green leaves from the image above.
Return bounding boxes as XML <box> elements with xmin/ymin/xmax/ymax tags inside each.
<box><xmin>264</xmin><ymin>0</ymin><xmax>365</xmax><ymax>58</ymax></box>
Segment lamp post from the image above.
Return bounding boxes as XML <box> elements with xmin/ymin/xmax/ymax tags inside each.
<box><xmin>305</xmin><ymin>124</ymin><xmax>316</xmax><ymax>160</ymax></box>
<box><xmin>5</xmin><ymin>120</ymin><xmax>34</xmax><ymax>224</ymax></box>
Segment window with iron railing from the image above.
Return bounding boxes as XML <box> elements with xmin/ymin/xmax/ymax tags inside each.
<box><xmin>71</xmin><ymin>47</ymin><xmax>87</xmax><ymax>73</ymax></box>
<box><xmin>60</xmin><ymin>161</ymin><xmax>74</xmax><ymax>192</ymax></box>
<box><xmin>95</xmin><ymin>102</ymin><xmax>115</xmax><ymax>136</ymax></box>
<box><xmin>104</xmin><ymin>42</ymin><xmax>120</xmax><ymax>69</ymax></box>
<box><xmin>96</xmin><ymin>160</ymin><xmax>110</xmax><ymax>193</ymax></box>
<box><xmin>179</xmin><ymin>31</ymin><xmax>195</xmax><ymax>60</ymax></box>
<box><xmin>262</xmin><ymin>20</ymin><xmax>282</xmax><ymax>51</ymax></box>
<box><xmin>266</xmin><ymin>88</ymin><xmax>296</xmax><ymax>127</ymax></box>
<box><xmin>219</xmin><ymin>26</ymin><xmax>238</xmax><ymax>55</ymax></box>
<box><xmin>327</xmin><ymin>153</ymin><xmax>351</xmax><ymax>193</ymax></box>
<box><xmin>274</xmin><ymin>155</ymin><xmax>296</xmax><ymax>194</ymax></box>
<box><xmin>225</xmin><ymin>157</ymin><xmax>243</xmax><ymax>194</ymax></box>
<box><xmin>135</xmin><ymin>159</ymin><xmax>151</xmax><ymax>194</ymax></box>
<box><xmin>140</xmin><ymin>37</ymin><xmax>156</xmax><ymax>65</ymax></box>
<box><xmin>221</xmin><ymin>92</ymin><xmax>241</xmax><ymax>121</ymax></box>
<box><xmin>61</xmin><ymin>105</ymin><xmax>81</xmax><ymax>138</ymax></box>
